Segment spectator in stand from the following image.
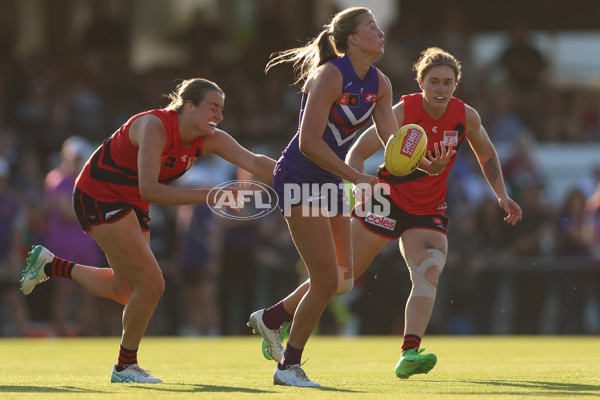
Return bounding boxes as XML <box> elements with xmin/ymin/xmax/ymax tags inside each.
<box><xmin>501</xmin><ymin>134</ymin><xmax>545</xmax><ymax>203</ymax></box>
<box><xmin>219</xmin><ymin>167</ymin><xmax>263</xmax><ymax>335</ymax></box>
<box><xmin>510</xmin><ymin>183</ymin><xmax>556</xmax><ymax>334</ymax></box>
<box><xmin>175</xmin><ymin>202</ymin><xmax>221</xmax><ymax>336</ymax></box>
<box><xmin>554</xmin><ymin>188</ymin><xmax>594</xmax><ymax>334</ymax></box>
<box><xmin>172</xmin><ymin>156</ymin><xmax>229</xmax><ymax>337</ymax></box>
<box><xmin>497</xmin><ymin>21</ymin><xmax>547</xmax><ymax>134</ymax></box>
<box><xmin>0</xmin><ymin>156</ymin><xmax>30</xmax><ymax>336</ymax></box>
<box><xmin>44</xmin><ymin>136</ymin><xmax>106</xmax><ymax>336</ymax></box>
<box><xmin>446</xmin><ymin>197</ymin><xmax>514</xmax><ymax>334</ymax></box>
<box><xmin>585</xmin><ymin>172</ymin><xmax>600</xmax><ymax>331</ymax></box>
<box><xmin>470</xmin><ymin>197</ymin><xmax>515</xmax><ymax>334</ymax></box>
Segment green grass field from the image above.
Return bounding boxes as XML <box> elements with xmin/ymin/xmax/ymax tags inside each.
<box><xmin>1</xmin><ymin>336</ymin><xmax>598</xmax><ymax>399</ymax></box>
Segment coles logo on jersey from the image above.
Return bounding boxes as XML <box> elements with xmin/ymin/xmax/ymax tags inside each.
<box><xmin>443</xmin><ymin>131</ymin><xmax>458</xmax><ymax>146</ymax></box>
<box><xmin>365</xmin><ymin>212</ymin><xmax>396</xmax><ymax>231</ymax></box>
<box><xmin>365</xmin><ymin>93</ymin><xmax>377</xmax><ymax>103</ymax></box>
<box><xmin>400</xmin><ymin>127</ymin><xmax>423</xmax><ymax>157</ymax></box>
<box><xmin>338</xmin><ymin>93</ymin><xmax>359</xmax><ymax>107</ymax></box>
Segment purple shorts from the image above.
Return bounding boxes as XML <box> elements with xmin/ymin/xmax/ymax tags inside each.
<box><xmin>273</xmin><ymin>161</ymin><xmax>349</xmax><ymax>216</ymax></box>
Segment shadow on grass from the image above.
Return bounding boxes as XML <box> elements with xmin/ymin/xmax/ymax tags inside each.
<box><xmin>429</xmin><ymin>379</ymin><xmax>600</xmax><ymax>396</ymax></box>
<box><xmin>145</xmin><ymin>383</ymin><xmax>358</xmax><ymax>393</ymax></box>
<box><xmin>471</xmin><ymin>379</ymin><xmax>600</xmax><ymax>394</ymax></box>
<box><xmin>0</xmin><ymin>383</ymin><xmax>358</xmax><ymax>394</ymax></box>
<box><xmin>0</xmin><ymin>386</ymin><xmax>104</xmax><ymax>393</ymax></box>
<box><xmin>0</xmin><ymin>384</ymin><xmax>271</xmax><ymax>394</ymax></box>
<box><xmin>130</xmin><ymin>383</ymin><xmax>273</xmax><ymax>393</ymax></box>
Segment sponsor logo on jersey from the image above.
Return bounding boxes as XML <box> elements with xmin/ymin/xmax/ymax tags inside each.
<box><xmin>433</xmin><ymin>217</ymin><xmax>444</xmax><ymax>227</ymax></box>
<box><xmin>443</xmin><ymin>131</ymin><xmax>458</xmax><ymax>146</ymax></box>
<box><xmin>364</xmin><ymin>212</ymin><xmax>396</xmax><ymax>230</ymax></box>
<box><xmin>400</xmin><ymin>128</ymin><xmax>423</xmax><ymax>157</ymax></box>
<box><xmin>163</xmin><ymin>155</ymin><xmax>176</xmax><ymax>168</ymax></box>
<box><xmin>437</xmin><ymin>203</ymin><xmax>447</xmax><ymax>210</ymax></box>
<box><xmin>338</xmin><ymin>93</ymin><xmax>359</xmax><ymax>107</ymax></box>
<box><xmin>365</xmin><ymin>93</ymin><xmax>377</xmax><ymax>103</ymax></box>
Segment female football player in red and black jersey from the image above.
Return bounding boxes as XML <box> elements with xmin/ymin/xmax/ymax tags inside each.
<box><xmin>20</xmin><ymin>78</ymin><xmax>276</xmax><ymax>383</ymax></box>
<box><xmin>250</xmin><ymin>47</ymin><xmax>521</xmax><ymax>379</ymax></box>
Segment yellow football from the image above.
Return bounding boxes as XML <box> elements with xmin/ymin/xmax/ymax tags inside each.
<box><xmin>384</xmin><ymin>124</ymin><xmax>428</xmax><ymax>176</ymax></box>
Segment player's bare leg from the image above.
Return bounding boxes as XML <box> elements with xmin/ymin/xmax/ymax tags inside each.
<box><xmin>89</xmin><ymin>212</ymin><xmax>164</xmax><ymax>383</ymax></box>
<box><xmin>251</xmin><ymin>218</ymin><xmax>388</xmax><ymax>362</ymax></box>
<box><xmin>395</xmin><ymin>228</ymin><xmax>447</xmax><ymax>379</ymax></box>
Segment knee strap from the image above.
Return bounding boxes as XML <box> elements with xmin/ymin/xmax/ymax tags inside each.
<box><xmin>407</xmin><ymin>249</ymin><xmax>446</xmax><ymax>299</ymax></box>
<box><xmin>335</xmin><ymin>265</ymin><xmax>354</xmax><ymax>296</ymax></box>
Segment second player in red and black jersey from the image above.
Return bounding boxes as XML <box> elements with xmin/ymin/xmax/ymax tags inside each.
<box><xmin>346</xmin><ymin>48</ymin><xmax>521</xmax><ymax>378</ymax></box>
<box><xmin>377</xmin><ymin>92</ymin><xmax>466</xmax><ymax>216</ymax></box>
<box><xmin>20</xmin><ymin>78</ymin><xmax>277</xmax><ymax>383</ymax></box>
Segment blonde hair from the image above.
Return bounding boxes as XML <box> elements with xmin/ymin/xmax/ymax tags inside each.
<box><xmin>413</xmin><ymin>47</ymin><xmax>462</xmax><ymax>84</ymax></box>
<box><xmin>265</xmin><ymin>7</ymin><xmax>371</xmax><ymax>87</ymax></box>
<box><xmin>164</xmin><ymin>78</ymin><xmax>224</xmax><ymax>113</ymax></box>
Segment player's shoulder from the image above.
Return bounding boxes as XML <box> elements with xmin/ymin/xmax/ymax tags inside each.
<box><xmin>305</xmin><ymin>62</ymin><xmax>343</xmax><ymax>95</ymax></box>
<box><xmin>375</xmin><ymin>68</ymin><xmax>392</xmax><ymax>88</ymax></box>
<box><xmin>312</xmin><ymin>62</ymin><xmax>342</xmax><ymax>81</ymax></box>
<box><xmin>461</xmin><ymin>101</ymin><xmax>482</xmax><ymax>134</ymax></box>
<box><xmin>463</xmin><ymin>102</ymin><xmax>481</xmax><ymax>122</ymax></box>
<box><xmin>128</xmin><ymin>110</ymin><xmax>168</xmax><ymax>145</ymax></box>
<box><xmin>202</xmin><ymin>128</ymin><xmax>232</xmax><ymax>152</ymax></box>
<box><xmin>131</xmin><ymin>110</ymin><xmax>165</xmax><ymax>129</ymax></box>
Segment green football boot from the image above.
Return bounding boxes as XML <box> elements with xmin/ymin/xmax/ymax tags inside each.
<box><xmin>395</xmin><ymin>348</ymin><xmax>437</xmax><ymax>379</ymax></box>
<box><xmin>261</xmin><ymin>321</ymin><xmax>290</xmax><ymax>361</ymax></box>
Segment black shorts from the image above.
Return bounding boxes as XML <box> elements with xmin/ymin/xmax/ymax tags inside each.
<box><xmin>351</xmin><ymin>191</ymin><xmax>448</xmax><ymax>240</ymax></box>
<box><xmin>73</xmin><ymin>187</ymin><xmax>151</xmax><ymax>233</ymax></box>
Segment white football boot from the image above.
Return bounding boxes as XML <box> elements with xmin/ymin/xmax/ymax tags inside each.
<box><xmin>247</xmin><ymin>309</ymin><xmax>285</xmax><ymax>362</ymax></box>
<box><xmin>110</xmin><ymin>364</ymin><xmax>162</xmax><ymax>383</ymax></box>
<box><xmin>273</xmin><ymin>364</ymin><xmax>320</xmax><ymax>387</ymax></box>
<box><xmin>20</xmin><ymin>245</ymin><xmax>54</xmax><ymax>295</ymax></box>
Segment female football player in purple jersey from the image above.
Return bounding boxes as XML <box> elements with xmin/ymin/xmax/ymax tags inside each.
<box><xmin>247</xmin><ymin>7</ymin><xmax>402</xmax><ymax>387</ymax></box>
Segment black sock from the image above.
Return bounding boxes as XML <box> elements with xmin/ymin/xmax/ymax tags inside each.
<box><xmin>116</xmin><ymin>345</ymin><xmax>138</xmax><ymax>370</ymax></box>
<box><xmin>401</xmin><ymin>334</ymin><xmax>421</xmax><ymax>352</ymax></box>
<box><xmin>279</xmin><ymin>343</ymin><xmax>303</xmax><ymax>369</ymax></box>
<box><xmin>43</xmin><ymin>257</ymin><xmax>75</xmax><ymax>279</ymax></box>
<box><xmin>262</xmin><ymin>301</ymin><xmax>293</xmax><ymax>330</ymax></box>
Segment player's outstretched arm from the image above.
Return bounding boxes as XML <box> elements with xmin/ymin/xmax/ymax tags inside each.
<box><xmin>203</xmin><ymin>129</ymin><xmax>277</xmax><ymax>181</ymax></box>
<box><xmin>466</xmin><ymin>106</ymin><xmax>522</xmax><ymax>225</ymax></box>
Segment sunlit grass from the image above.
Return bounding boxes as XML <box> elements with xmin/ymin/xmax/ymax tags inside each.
<box><xmin>0</xmin><ymin>336</ymin><xmax>598</xmax><ymax>399</ymax></box>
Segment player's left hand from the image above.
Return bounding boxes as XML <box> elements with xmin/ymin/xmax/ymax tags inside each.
<box><xmin>498</xmin><ymin>196</ymin><xmax>522</xmax><ymax>225</ymax></box>
<box><xmin>424</xmin><ymin>141</ymin><xmax>456</xmax><ymax>175</ymax></box>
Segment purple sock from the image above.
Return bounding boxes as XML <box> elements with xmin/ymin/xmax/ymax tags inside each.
<box><xmin>278</xmin><ymin>343</ymin><xmax>303</xmax><ymax>369</ymax></box>
<box><xmin>262</xmin><ymin>300</ymin><xmax>293</xmax><ymax>330</ymax></box>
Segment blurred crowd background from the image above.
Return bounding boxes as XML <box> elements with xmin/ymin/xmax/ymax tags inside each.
<box><xmin>1</xmin><ymin>0</ymin><xmax>600</xmax><ymax>337</ymax></box>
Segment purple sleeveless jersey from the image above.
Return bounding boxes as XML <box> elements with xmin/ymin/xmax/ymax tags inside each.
<box><xmin>274</xmin><ymin>55</ymin><xmax>379</xmax><ymax>213</ymax></box>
